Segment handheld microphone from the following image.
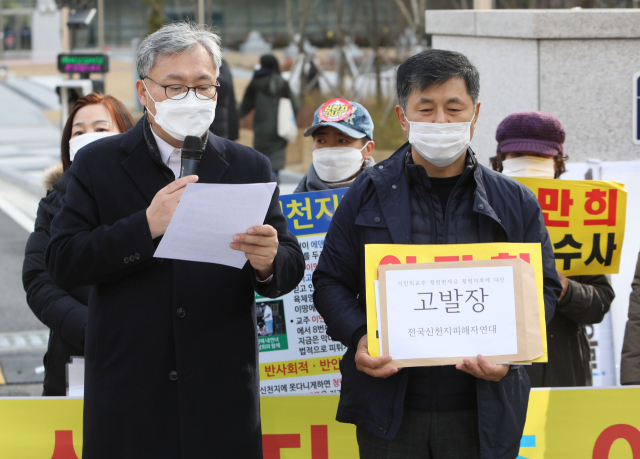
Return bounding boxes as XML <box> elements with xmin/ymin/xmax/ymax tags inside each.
<box><xmin>180</xmin><ymin>134</ymin><xmax>207</xmax><ymax>178</ymax></box>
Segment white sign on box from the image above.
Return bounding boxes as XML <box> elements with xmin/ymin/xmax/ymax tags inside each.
<box><xmin>384</xmin><ymin>265</ymin><xmax>518</xmax><ymax>360</ymax></box>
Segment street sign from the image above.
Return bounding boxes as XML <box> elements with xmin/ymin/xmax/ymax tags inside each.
<box><xmin>57</xmin><ymin>54</ymin><xmax>109</xmax><ymax>74</ymax></box>
<box><xmin>633</xmin><ymin>72</ymin><xmax>640</xmax><ymax>145</ymax></box>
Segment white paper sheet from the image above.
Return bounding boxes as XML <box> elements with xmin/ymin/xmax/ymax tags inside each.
<box><xmin>384</xmin><ymin>266</ymin><xmax>518</xmax><ymax>360</ymax></box>
<box><xmin>67</xmin><ymin>357</ymin><xmax>84</xmax><ymax>397</ymax></box>
<box><xmin>154</xmin><ymin>182</ymin><xmax>277</xmax><ymax>268</ymax></box>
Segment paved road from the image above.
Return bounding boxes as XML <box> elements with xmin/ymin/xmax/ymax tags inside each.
<box><xmin>0</xmin><ymin>77</ymin><xmax>60</xmax><ymax>390</ymax></box>
<box><xmin>0</xmin><ymin>184</ymin><xmax>48</xmax><ymax>387</ymax></box>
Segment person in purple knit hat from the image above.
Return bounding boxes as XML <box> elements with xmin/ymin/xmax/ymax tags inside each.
<box><xmin>491</xmin><ymin>111</ymin><xmax>615</xmax><ymax>387</ymax></box>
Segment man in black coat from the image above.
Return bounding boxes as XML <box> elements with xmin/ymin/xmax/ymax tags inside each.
<box><xmin>46</xmin><ymin>22</ymin><xmax>304</xmax><ymax>458</ymax></box>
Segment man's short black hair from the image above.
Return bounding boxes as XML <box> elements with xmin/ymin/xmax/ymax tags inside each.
<box><xmin>396</xmin><ymin>49</ymin><xmax>480</xmax><ymax>111</ymax></box>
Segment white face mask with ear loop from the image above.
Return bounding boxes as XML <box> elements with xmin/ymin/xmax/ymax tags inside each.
<box><xmin>313</xmin><ymin>141</ymin><xmax>371</xmax><ymax>183</ymax></box>
<box><xmin>403</xmin><ymin>106</ymin><xmax>477</xmax><ymax>168</ymax></box>
<box><xmin>143</xmin><ymin>80</ymin><xmax>216</xmax><ymax>142</ymax></box>
<box><xmin>501</xmin><ymin>155</ymin><xmax>555</xmax><ymax>179</ymax></box>
<box><xmin>69</xmin><ymin>131</ymin><xmax>117</xmax><ymax>161</ymax></box>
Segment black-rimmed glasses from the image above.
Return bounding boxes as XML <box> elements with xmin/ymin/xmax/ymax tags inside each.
<box><xmin>144</xmin><ymin>76</ymin><xmax>220</xmax><ymax>100</ymax></box>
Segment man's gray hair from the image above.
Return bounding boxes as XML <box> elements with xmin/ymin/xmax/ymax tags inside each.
<box><xmin>136</xmin><ymin>22</ymin><xmax>222</xmax><ymax>78</ymax></box>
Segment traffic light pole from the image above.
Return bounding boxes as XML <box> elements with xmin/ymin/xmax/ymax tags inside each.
<box><xmin>98</xmin><ymin>0</ymin><xmax>104</xmax><ymax>50</ymax></box>
<box><xmin>198</xmin><ymin>0</ymin><xmax>205</xmax><ymax>25</ymax></box>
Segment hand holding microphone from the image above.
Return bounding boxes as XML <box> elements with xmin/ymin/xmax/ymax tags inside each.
<box><xmin>180</xmin><ymin>134</ymin><xmax>207</xmax><ymax>178</ymax></box>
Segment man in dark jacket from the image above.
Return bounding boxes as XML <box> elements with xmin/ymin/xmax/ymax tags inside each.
<box><xmin>491</xmin><ymin>111</ymin><xmax>615</xmax><ymax>387</ymax></box>
<box><xmin>45</xmin><ymin>23</ymin><xmax>304</xmax><ymax>458</ymax></box>
<box><xmin>295</xmin><ymin>99</ymin><xmax>375</xmax><ymax>193</ymax></box>
<box><xmin>313</xmin><ymin>50</ymin><xmax>561</xmax><ymax>458</ymax></box>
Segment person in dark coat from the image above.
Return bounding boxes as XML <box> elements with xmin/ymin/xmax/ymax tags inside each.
<box><xmin>209</xmin><ymin>59</ymin><xmax>239</xmax><ymax>140</ymax></box>
<box><xmin>491</xmin><ymin>111</ymin><xmax>615</xmax><ymax>387</ymax></box>
<box><xmin>45</xmin><ymin>23</ymin><xmax>304</xmax><ymax>458</ymax></box>
<box><xmin>313</xmin><ymin>50</ymin><xmax>561</xmax><ymax>459</ymax></box>
<box><xmin>622</xmin><ymin>253</ymin><xmax>640</xmax><ymax>385</ymax></box>
<box><xmin>22</xmin><ymin>93</ymin><xmax>135</xmax><ymax>396</ymax></box>
<box><xmin>294</xmin><ymin>99</ymin><xmax>375</xmax><ymax>193</ymax></box>
<box><xmin>239</xmin><ymin>53</ymin><xmax>299</xmax><ymax>177</ymax></box>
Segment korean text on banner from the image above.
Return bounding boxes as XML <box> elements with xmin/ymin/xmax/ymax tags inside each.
<box><xmin>515</xmin><ymin>178</ymin><xmax>626</xmax><ymax>276</ymax></box>
<box><xmin>364</xmin><ymin>243</ymin><xmax>548</xmax><ymax>362</ymax></box>
<box><xmin>257</xmin><ymin>188</ymin><xmax>347</xmax><ymax>397</ymax></box>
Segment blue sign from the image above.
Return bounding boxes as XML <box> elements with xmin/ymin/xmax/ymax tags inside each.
<box><xmin>279</xmin><ymin>188</ymin><xmax>347</xmax><ymax>237</ymax></box>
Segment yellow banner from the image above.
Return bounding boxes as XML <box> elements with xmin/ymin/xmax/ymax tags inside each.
<box><xmin>516</xmin><ymin>178</ymin><xmax>627</xmax><ymax>276</ymax></box>
<box><xmin>260</xmin><ymin>356</ymin><xmax>342</xmax><ymax>381</ymax></box>
<box><xmin>2</xmin><ymin>388</ymin><xmax>640</xmax><ymax>458</ymax></box>
<box><xmin>364</xmin><ymin>243</ymin><xmax>547</xmax><ymax>362</ymax></box>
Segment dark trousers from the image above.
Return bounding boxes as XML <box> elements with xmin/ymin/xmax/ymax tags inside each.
<box><xmin>357</xmin><ymin>408</ymin><xmax>481</xmax><ymax>459</ymax></box>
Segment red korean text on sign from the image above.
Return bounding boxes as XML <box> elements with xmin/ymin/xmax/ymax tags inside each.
<box><xmin>538</xmin><ymin>188</ymin><xmax>573</xmax><ymax>227</ymax></box>
<box><xmin>584</xmin><ymin>188</ymin><xmax>618</xmax><ymax>227</ymax></box>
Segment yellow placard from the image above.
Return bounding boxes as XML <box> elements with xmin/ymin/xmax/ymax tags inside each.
<box><xmin>516</xmin><ymin>178</ymin><xmax>627</xmax><ymax>276</ymax></box>
<box><xmin>364</xmin><ymin>243</ymin><xmax>547</xmax><ymax>362</ymax></box>
<box><xmin>521</xmin><ymin>387</ymin><xmax>640</xmax><ymax>459</ymax></box>
<box><xmin>0</xmin><ymin>398</ymin><xmax>84</xmax><ymax>458</ymax></box>
<box><xmin>1</xmin><ymin>388</ymin><xmax>640</xmax><ymax>458</ymax></box>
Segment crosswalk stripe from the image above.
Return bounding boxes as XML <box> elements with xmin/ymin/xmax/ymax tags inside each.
<box><xmin>0</xmin><ymin>331</ymin><xmax>49</xmax><ymax>350</ymax></box>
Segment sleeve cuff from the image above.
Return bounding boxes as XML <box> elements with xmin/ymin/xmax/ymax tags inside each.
<box><xmin>256</xmin><ymin>273</ymin><xmax>273</xmax><ymax>284</ymax></box>
<box><xmin>558</xmin><ymin>278</ymin><xmax>575</xmax><ymax>307</ymax></box>
<box><xmin>352</xmin><ymin>325</ymin><xmax>368</xmax><ymax>350</ymax></box>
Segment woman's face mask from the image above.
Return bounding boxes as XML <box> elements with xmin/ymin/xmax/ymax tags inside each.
<box><xmin>69</xmin><ymin>132</ymin><xmax>118</xmax><ymax>161</ymax></box>
<box><xmin>501</xmin><ymin>155</ymin><xmax>555</xmax><ymax>179</ymax></box>
<box><xmin>144</xmin><ymin>80</ymin><xmax>216</xmax><ymax>142</ymax></box>
<box><xmin>403</xmin><ymin>106</ymin><xmax>476</xmax><ymax>168</ymax></box>
<box><xmin>312</xmin><ymin>141</ymin><xmax>371</xmax><ymax>183</ymax></box>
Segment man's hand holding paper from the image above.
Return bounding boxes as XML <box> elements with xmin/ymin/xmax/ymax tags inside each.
<box><xmin>231</xmin><ymin>224</ymin><xmax>279</xmax><ymax>279</ymax></box>
<box><xmin>153</xmin><ymin>182</ymin><xmax>278</xmax><ymax>269</ymax></box>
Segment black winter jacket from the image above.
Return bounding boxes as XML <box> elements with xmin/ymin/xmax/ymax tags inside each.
<box><xmin>313</xmin><ymin>144</ymin><xmax>561</xmax><ymax>459</ymax></box>
<box><xmin>526</xmin><ymin>274</ymin><xmax>614</xmax><ymax>387</ymax></box>
<box><xmin>22</xmin><ymin>164</ymin><xmax>90</xmax><ymax>395</ymax></box>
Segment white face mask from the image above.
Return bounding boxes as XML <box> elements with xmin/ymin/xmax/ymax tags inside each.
<box><xmin>313</xmin><ymin>141</ymin><xmax>371</xmax><ymax>183</ymax></box>
<box><xmin>144</xmin><ymin>80</ymin><xmax>216</xmax><ymax>142</ymax></box>
<box><xmin>404</xmin><ymin>107</ymin><xmax>476</xmax><ymax>168</ymax></box>
<box><xmin>69</xmin><ymin>131</ymin><xmax>117</xmax><ymax>161</ymax></box>
<box><xmin>501</xmin><ymin>156</ymin><xmax>555</xmax><ymax>179</ymax></box>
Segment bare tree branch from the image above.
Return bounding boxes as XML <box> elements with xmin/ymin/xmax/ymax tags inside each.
<box><xmin>393</xmin><ymin>0</ymin><xmax>415</xmax><ymax>30</ymax></box>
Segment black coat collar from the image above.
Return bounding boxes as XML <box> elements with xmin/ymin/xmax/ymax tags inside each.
<box><xmin>120</xmin><ymin>117</ymin><xmax>230</xmax><ymax>205</ymax></box>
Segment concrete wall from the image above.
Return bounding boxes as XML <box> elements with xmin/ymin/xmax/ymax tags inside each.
<box><xmin>427</xmin><ymin>10</ymin><xmax>640</xmax><ymax>168</ymax></box>
<box><xmin>431</xmin><ymin>35</ymin><xmax>539</xmax><ymax>166</ymax></box>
